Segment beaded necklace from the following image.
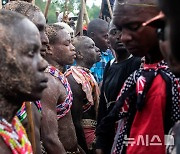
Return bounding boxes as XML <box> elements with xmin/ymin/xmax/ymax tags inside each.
<box><xmin>17</xmin><ymin>101</ymin><xmax>42</xmax><ymax>122</ymax></box>
<box><xmin>45</xmin><ymin>65</ymin><xmax>73</xmax><ymax>119</ymax></box>
<box><xmin>0</xmin><ymin>116</ymin><xmax>32</xmax><ymax>154</ymax></box>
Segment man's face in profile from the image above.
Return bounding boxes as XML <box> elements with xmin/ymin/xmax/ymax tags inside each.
<box><xmin>1</xmin><ymin>18</ymin><xmax>48</xmax><ymax>101</ymax></box>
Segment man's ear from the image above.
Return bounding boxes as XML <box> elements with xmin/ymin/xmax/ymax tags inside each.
<box><xmin>76</xmin><ymin>50</ymin><xmax>83</xmax><ymax>59</ymax></box>
<box><xmin>89</xmin><ymin>32</ymin><xmax>95</xmax><ymax>38</ymax></box>
<box><xmin>46</xmin><ymin>44</ymin><xmax>53</xmax><ymax>55</ymax></box>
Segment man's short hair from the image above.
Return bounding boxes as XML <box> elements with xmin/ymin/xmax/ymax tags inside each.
<box><xmin>87</xmin><ymin>18</ymin><xmax>109</xmax><ymax>36</ymax></box>
<box><xmin>45</xmin><ymin>24</ymin><xmax>64</xmax><ymax>45</ymax></box>
<box><xmin>73</xmin><ymin>36</ymin><xmax>87</xmax><ymax>52</ymax></box>
<box><xmin>4</xmin><ymin>1</ymin><xmax>41</xmax><ymax>23</ymax></box>
<box><xmin>0</xmin><ymin>10</ymin><xmax>26</xmax><ymax>61</ymax></box>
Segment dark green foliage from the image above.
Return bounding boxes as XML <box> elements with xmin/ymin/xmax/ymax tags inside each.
<box><xmin>35</xmin><ymin>0</ymin><xmax>100</xmax><ymax>23</ymax></box>
<box><xmin>35</xmin><ymin>0</ymin><xmax>57</xmax><ymax>23</ymax></box>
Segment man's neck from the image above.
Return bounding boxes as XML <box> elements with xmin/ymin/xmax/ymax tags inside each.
<box><xmin>145</xmin><ymin>54</ymin><xmax>163</xmax><ymax>64</ymax></box>
<box><xmin>0</xmin><ymin>96</ymin><xmax>22</xmax><ymax>123</ymax></box>
<box><xmin>116</xmin><ymin>50</ymin><xmax>131</xmax><ymax>63</ymax></box>
<box><xmin>48</xmin><ymin>60</ymin><xmax>64</xmax><ymax>73</ymax></box>
<box><xmin>76</xmin><ymin>61</ymin><xmax>93</xmax><ymax>69</ymax></box>
<box><xmin>145</xmin><ymin>47</ymin><xmax>163</xmax><ymax>64</ymax></box>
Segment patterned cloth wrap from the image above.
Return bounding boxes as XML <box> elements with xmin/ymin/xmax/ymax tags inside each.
<box><xmin>45</xmin><ymin>65</ymin><xmax>73</xmax><ymax>119</ymax></box>
<box><xmin>110</xmin><ymin>60</ymin><xmax>180</xmax><ymax>154</ymax></box>
<box><xmin>65</xmin><ymin>66</ymin><xmax>100</xmax><ymax>150</ymax></box>
<box><xmin>0</xmin><ymin>116</ymin><xmax>33</xmax><ymax>154</ymax></box>
<box><xmin>65</xmin><ymin>66</ymin><xmax>100</xmax><ymax>113</ymax></box>
<box><xmin>82</xmin><ymin>119</ymin><xmax>97</xmax><ymax>150</ymax></box>
<box><xmin>16</xmin><ymin>101</ymin><xmax>42</xmax><ymax>122</ymax></box>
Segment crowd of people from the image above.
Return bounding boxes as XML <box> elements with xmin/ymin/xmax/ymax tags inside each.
<box><xmin>0</xmin><ymin>0</ymin><xmax>180</xmax><ymax>154</ymax></box>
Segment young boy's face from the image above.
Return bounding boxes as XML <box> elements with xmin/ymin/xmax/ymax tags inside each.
<box><xmin>31</xmin><ymin>11</ymin><xmax>49</xmax><ymax>57</ymax></box>
<box><xmin>81</xmin><ymin>37</ymin><xmax>101</xmax><ymax>64</ymax></box>
<box><xmin>0</xmin><ymin>18</ymin><xmax>48</xmax><ymax>101</ymax></box>
<box><xmin>108</xmin><ymin>22</ymin><xmax>126</xmax><ymax>53</ymax></box>
<box><xmin>51</xmin><ymin>29</ymin><xmax>76</xmax><ymax>66</ymax></box>
<box><xmin>93</xmin><ymin>26</ymin><xmax>110</xmax><ymax>52</ymax></box>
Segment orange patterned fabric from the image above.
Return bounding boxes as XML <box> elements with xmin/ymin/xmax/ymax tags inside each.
<box><xmin>65</xmin><ymin>66</ymin><xmax>100</xmax><ymax>113</ymax></box>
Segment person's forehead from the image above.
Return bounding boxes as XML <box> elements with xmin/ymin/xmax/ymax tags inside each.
<box><xmin>57</xmin><ymin>29</ymin><xmax>71</xmax><ymax>42</ymax></box>
<box><xmin>96</xmin><ymin>27</ymin><xmax>108</xmax><ymax>36</ymax></box>
<box><xmin>83</xmin><ymin>37</ymin><xmax>94</xmax><ymax>46</ymax></box>
<box><xmin>113</xmin><ymin>5</ymin><xmax>155</xmax><ymax>25</ymax></box>
<box><xmin>32</xmin><ymin>11</ymin><xmax>46</xmax><ymax>28</ymax></box>
<box><xmin>18</xmin><ymin>18</ymin><xmax>40</xmax><ymax>46</ymax></box>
